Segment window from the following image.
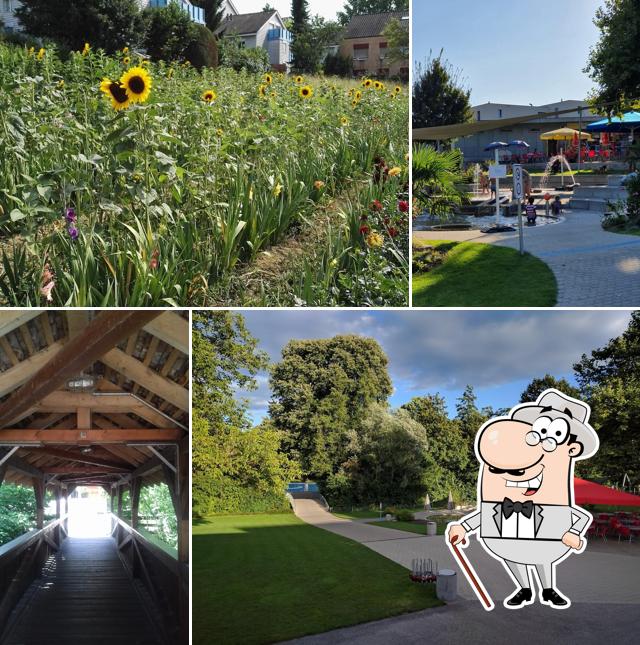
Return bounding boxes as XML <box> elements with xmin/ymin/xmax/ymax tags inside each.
<box><xmin>477</xmin><ymin>111</ymin><xmax>481</xmax><ymax>121</ymax></box>
<box><xmin>379</xmin><ymin>41</ymin><xmax>388</xmax><ymax>60</ymax></box>
<box><xmin>353</xmin><ymin>43</ymin><xmax>369</xmax><ymax>60</ymax></box>
<box><xmin>498</xmin><ymin>108</ymin><xmax>503</xmax><ymax>118</ymax></box>
<box><xmin>2</xmin><ymin>0</ymin><xmax>11</xmax><ymax>12</ymax></box>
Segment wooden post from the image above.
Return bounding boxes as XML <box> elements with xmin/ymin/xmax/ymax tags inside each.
<box><xmin>33</xmin><ymin>478</ymin><xmax>45</xmax><ymax>529</ymax></box>
<box><xmin>0</xmin><ymin>462</ymin><xmax>7</xmax><ymax>487</ymax></box>
<box><xmin>131</xmin><ymin>477</ymin><xmax>141</xmax><ymax>529</ymax></box>
<box><xmin>55</xmin><ymin>484</ymin><xmax>61</xmax><ymax>518</ymax></box>
<box><xmin>117</xmin><ymin>483</ymin><xmax>123</xmax><ymax>518</ymax></box>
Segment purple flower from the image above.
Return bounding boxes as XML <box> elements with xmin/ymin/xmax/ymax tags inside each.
<box><xmin>68</xmin><ymin>226</ymin><xmax>79</xmax><ymax>241</ymax></box>
<box><xmin>65</xmin><ymin>208</ymin><xmax>76</xmax><ymax>223</ymax></box>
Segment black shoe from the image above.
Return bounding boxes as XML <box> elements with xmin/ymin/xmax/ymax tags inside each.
<box><xmin>541</xmin><ymin>588</ymin><xmax>568</xmax><ymax>606</ymax></box>
<box><xmin>506</xmin><ymin>588</ymin><xmax>533</xmax><ymax>606</ymax></box>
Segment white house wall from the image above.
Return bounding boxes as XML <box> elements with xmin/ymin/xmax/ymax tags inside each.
<box><xmin>1</xmin><ymin>0</ymin><xmax>23</xmax><ymax>32</ymax></box>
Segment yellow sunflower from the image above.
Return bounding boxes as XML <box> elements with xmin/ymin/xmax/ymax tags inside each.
<box><xmin>294</xmin><ymin>75</ymin><xmax>304</xmax><ymax>84</ymax></box>
<box><xmin>100</xmin><ymin>78</ymin><xmax>130</xmax><ymax>111</ymax></box>
<box><xmin>355</xmin><ymin>90</ymin><xmax>362</xmax><ymax>101</ymax></box>
<box><xmin>340</xmin><ymin>116</ymin><xmax>349</xmax><ymax>126</ymax></box>
<box><xmin>299</xmin><ymin>85</ymin><xmax>313</xmax><ymax>99</ymax></box>
<box><xmin>120</xmin><ymin>66</ymin><xmax>152</xmax><ymax>104</ymax></box>
<box><xmin>366</xmin><ymin>232</ymin><xmax>384</xmax><ymax>248</ymax></box>
<box><xmin>82</xmin><ymin>42</ymin><xmax>91</xmax><ymax>56</ymax></box>
<box><xmin>202</xmin><ymin>89</ymin><xmax>217</xmax><ymax>103</ymax></box>
<box><xmin>258</xmin><ymin>84</ymin><xmax>267</xmax><ymax>97</ymax></box>
<box><xmin>394</xmin><ymin>85</ymin><xmax>402</xmax><ymax>94</ymax></box>
<box><xmin>374</xmin><ymin>80</ymin><xmax>383</xmax><ymax>91</ymax></box>
<box><xmin>363</xmin><ymin>79</ymin><xmax>373</xmax><ymax>88</ymax></box>
<box><xmin>27</xmin><ymin>46</ymin><xmax>35</xmax><ymax>56</ymax></box>
<box><xmin>351</xmin><ymin>99</ymin><xmax>358</xmax><ymax>108</ymax></box>
<box><xmin>123</xmin><ymin>56</ymin><xmax>131</xmax><ymax>66</ymax></box>
<box><xmin>36</xmin><ymin>48</ymin><xmax>45</xmax><ymax>60</ymax></box>
<box><xmin>122</xmin><ymin>46</ymin><xmax>129</xmax><ymax>54</ymax></box>
<box><xmin>264</xmin><ymin>73</ymin><xmax>273</xmax><ymax>85</ymax></box>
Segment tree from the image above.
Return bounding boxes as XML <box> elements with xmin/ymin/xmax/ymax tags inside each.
<box><xmin>342</xmin><ymin>405</ymin><xmax>429</xmax><ymax>507</ymax></box>
<box><xmin>402</xmin><ymin>395</ymin><xmax>471</xmax><ymax>502</ymax></box>
<box><xmin>519</xmin><ymin>375</ymin><xmax>580</xmax><ymax>403</ymax></box>
<box><xmin>290</xmin><ymin>0</ymin><xmax>310</xmax><ymax>71</ymax></box>
<box><xmin>269</xmin><ymin>335</ymin><xmax>392</xmax><ymax>480</ymax></box>
<box><xmin>292</xmin><ymin>15</ymin><xmax>343</xmax><ymax>73</ymax></box>
<box><xmin>219</xmin><ymin>34</ymin><xmax>271</xmax><ymax>73</ymax></box>
<box><xmin>262</xmin><ymin>3</ymin><xmax>276</xmax><ymax>11</ymax></box>
<box><xmin>191</xmin><ymin>310</ymin><xmax>268</xmax><ymax>432</ymax></box>
<box><xmin>185</xmin><ymin>23</ymin><xmax>219</xmax><ymax>69</ymax></box>
<box><xmin>381</xmin><ymin>17</ymin><xmax>408</xmax><ymax>65</ymax></box>
<box><xmin>16</xmin><ymin>0</ymin><xmax>147</xmax><ymax>54</ymax></box>
<box><xmin>192</xmin><ymin>0</ymin><xmax>226</xmax><ymax>34</ymax></box>
<box><xmin>585</xmin><ymin>0</ymin><xmax>640</xmax><ymax>114</ymax></box>
<box><xmin>573</xmin><ymin>311</ymin><xmax>640</xmax><ymax>486</ymax></box>
<box><xmin>143</xmin><ymin>4</ymin><xmax>197</xmax><ymax>62</ymax></box>
<box><xmin>413</xmin><ymin>52</ymin><xmax>473</xmax><ymax>129</ymax></box>
<box><xmin>139</xmin><ymin>484</ymin><xmax>177</xmax><ymax>548</ymax></box>
<box><xmin>338</xmin><ymin>0</ymin><xmax>409</xmax><ymax>26</ymax></box>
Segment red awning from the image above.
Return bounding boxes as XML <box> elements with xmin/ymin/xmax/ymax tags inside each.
<box><xmin>574</xmin><ymin>477</ymin><xmax>640</xmax><ymax>507</ymax></box>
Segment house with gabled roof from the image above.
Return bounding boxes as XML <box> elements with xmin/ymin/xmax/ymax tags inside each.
<box><xmin>340</xmin><ymin>11</ymin><xmax>409</xmax><ymax>79</ymax></box>
<box><xmin>215</xmin><ymin>10</ymin><xmax>292</xmax><ymax>71</ymax></box>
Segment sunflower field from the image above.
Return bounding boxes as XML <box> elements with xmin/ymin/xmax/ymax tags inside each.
<box><xmin>0</xmin><ymin>43</ymin><xmax>409</xmax><ymax>307</ymax></box>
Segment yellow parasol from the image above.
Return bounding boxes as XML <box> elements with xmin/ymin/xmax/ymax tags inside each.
<box><xmin>540</xmin><ymin>127</ymin><xmax>592</xmax><ymax>141</ymax></box>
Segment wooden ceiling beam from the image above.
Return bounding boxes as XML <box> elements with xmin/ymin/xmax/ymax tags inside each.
<box><xmin>100</xmin><ymin>348</ymin><xmax>188</xmax><ymax>411</ymax></box>
<box><xmin>0</xmin><ymin>311</ymin><xmax>41</xmax><ymax>338</ymax></box>
<box><xmin>0</xmin><ymin>310</ymin><xmax>162</xmax><ymax>429</ymax></box>
<box><xmin>143</xmin><ymin>312</ymin><xmax>188</xmax><ymax>355</ymax></box>
<box><xmin>25</xmin><ymin>447</ymin><xmax>130</xmax><ymax>470</ymax></box>
<box><xmin>0</xmin><ymin>342</ymin><xmax>64</xmax><ymax>398</ymax></box>
<box><xmin>0</xmin><ymin>428</ymin><xmax>183</xmax><ymax>445</ymax></box>
<box><xmin>44</xmin><ymin>465</ymin><xmax>130</xmax><ymax>475</ymax></box>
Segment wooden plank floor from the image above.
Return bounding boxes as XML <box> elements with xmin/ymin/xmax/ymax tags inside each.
<box><xmin>2</xmin><ymin>537</ymin><xmax>163</xmax><ymax>645</ymax></box>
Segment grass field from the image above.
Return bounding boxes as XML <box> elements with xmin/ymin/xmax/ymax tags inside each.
<box><xmin>369</xmin><ymin>516</ymin><xmax>460</xmax><ymax>536</ymax></box>
<box><xmin>412</xmin><ymin>239</ymin><xmax>557</xmax><ymax>307</ymax></box>
<box><xmin>192</xmin><ymin>513</ymin><xmax>441</xmax><ymax>645</ymax></box>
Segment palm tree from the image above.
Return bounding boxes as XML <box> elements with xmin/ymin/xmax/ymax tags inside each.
<box><xmin>412</xmin><ymin>145</ymin><xmax>466</xmax><ymax>219</ymax></box>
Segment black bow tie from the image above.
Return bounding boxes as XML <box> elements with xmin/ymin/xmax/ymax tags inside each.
<box><xmin>502</xmin><ymin>498</ymin><xmax>534</xmax><ymax>519</ymax></box>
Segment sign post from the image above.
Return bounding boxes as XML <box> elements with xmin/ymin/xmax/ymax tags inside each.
<box><xmin>513</xmin><ymin>164</ymin><xmax>525</xmax><ymax>255</ymax></box>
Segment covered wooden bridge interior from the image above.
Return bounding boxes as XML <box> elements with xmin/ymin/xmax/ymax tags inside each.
<box><xmin>0</xmin><ymin>310</ymin><xmax>189</xmax><ymax>645</ymax></box>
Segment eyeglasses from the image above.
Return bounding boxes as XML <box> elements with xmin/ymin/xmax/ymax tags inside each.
<box><xmin>526</xmin><ymin>430</ymin><xmax>559</xmax><ymax>452</ymax></box>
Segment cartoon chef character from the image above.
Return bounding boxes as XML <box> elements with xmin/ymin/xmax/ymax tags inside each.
<box><xmin>447</xmin><ymin>389</ymin><xmax>599</xmax><ymax>610</ymax></box>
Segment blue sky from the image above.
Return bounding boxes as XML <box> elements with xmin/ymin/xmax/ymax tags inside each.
<box><xmin>238</xmin><ymin>310</ymin><xmax>633</xmax><ymax>424</ymax></box>
<box><xmin>413</xmin><ymin>0</ymin><xmax>604</xmax><ymax>106</ymax></box>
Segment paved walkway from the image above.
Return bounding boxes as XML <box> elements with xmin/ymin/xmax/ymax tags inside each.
<box><xmin>414</xmin><ymin>209</ymin><xmax>640</xmax><ymax>306</ymax></box>
<box><xmin>293</xmin><ymin>501</ymin><xmax>640</xmax><ymax>644</ymax></box>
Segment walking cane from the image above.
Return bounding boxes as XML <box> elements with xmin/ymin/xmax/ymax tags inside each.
<box><xmin>449</xmin><ymin>535</ymin><xmax>495</xmax><ymax>611</ymax></box>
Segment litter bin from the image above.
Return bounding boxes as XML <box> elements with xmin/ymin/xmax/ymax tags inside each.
<box><xmin>436</xmin><ymin>569</ymin><xmax>457</xmax><ymax>601</ymax></box>
<box><xmin>426</xmin><ymin>521</ymin><xmax>437</xmax><ymax>536</ymax></box>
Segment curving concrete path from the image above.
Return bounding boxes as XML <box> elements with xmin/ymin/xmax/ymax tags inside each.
<box><xmin>291</xmin><ymin>501</ymin><xmax>640</xmax><ymax>645</ymax></box>
<box><xmin>413</xmin><ymin>208</ymin><xmax>640</xmax><ymax>306</ymax></box>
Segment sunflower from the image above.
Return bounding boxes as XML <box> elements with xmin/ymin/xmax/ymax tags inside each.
<box><xmin>100</xmin><ymin>78</ymin><xmax>130</xmax><ymax>111</ymax></box>
<box><xmin>27</xmin><ymin>46</ymin><xmax>35</xmax><ymax>56</ymax></box>
<box><xmin>122</xmin><ymin>46</ymin><xmax>129</xmax><ymax>54</ymax></box>
<box><xmin>82</xmin><ymin>42</ymin><xmax>90</xmax><ymax>56</ymax></box>
<box><xmin>394</xmin><ymin>85</ymin><xmax>402</xmax><ymax>94</ymax></box>
<box><xmin>258</xmin><ymin>84</ymin><xmax>267</xmax><ymax>97</ymax></box>
<box><xmin>374</xmin><ymin>80</ymin><xmax>383</xmax><ymax>91</ymax></box>
<box><xmin>202</xmin><ymin>89</ymin><xmax>217</xmax><ymax>103</ymax></box>
<box><xmin>348</xmin><ymin>89</ymin><xmax>354</xmax><ymax>97</ymax></box>
<box><xmin>294</xmin><ymin>75</ymin><xmax>304</xmax><ymax>84</ymax></box>
<box><xmin>351</xmin><ymin>99</ymin><xmax>358</xmax><ymax>108</ymax></box>
<box><xmin>36</xmin><ymin>48</ymin><xmax>45</xmax><ymax>60</ymax></box>
<box><xmin>264</xmin><ymin>73</ymin><xmax>273</xmax><ymax>85</ymax></box>
<box><xmin>366</xmin><ymin>231</ymin><xmax>384</xmax><ymax>248</ymax></box>
<box><xmin>299</xmin><ymin>85</ymin><xmax>313</xmax><ymax>99</ymax></box>
<box><xmin>355</xmin><ymin>90</ymin><xmax>362</xmax><ymax>101</ymax></box>
<box><xmin>340</xmin><ymin>116</ymin><xmax>349</xmax><ymax>126</ymax></box>
<box><xmin>120</xmin><ymin>66</ymin><xmax>152</xmax><ymax>104</ymax></box>
<box><xmin>363</xmin><ymin>79</ymin><xmax>373</xmax><ymax>88</ymax></box>
<box><xmin>123</xmin><ymin>56</ymin><xmax>131</xmax><ymax>66</ymax></box>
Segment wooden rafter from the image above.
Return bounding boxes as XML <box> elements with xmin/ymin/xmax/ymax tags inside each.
<box><xmin>143</xmin><ymin>312</ymin><xmax>189</xmax><ymax>355</ymax></box>
<box><xmin>25</xmin><ymin>447</ymin><xmax>130</xmax><ymax>470</ymax></box>
<box><xmin>0</xmin><ymin>310</ymin><xmax>162</xmax><ymax>429</ymax></box>
<box><xmin>0</xmin><ymin>311</ymin><xmax>41</xmax><ymax>338</ymax></box>
<box><xmin>0</xmin><ymin>428</ymin><xmax>183</xmax><ymax>444</ymax></box>
<box><xmin>0</xmin><ymin>342</ymin><xmax>64</xmax><ymax>398</ymax></box>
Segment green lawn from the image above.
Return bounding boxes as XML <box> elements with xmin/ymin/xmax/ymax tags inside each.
<box><xmin>332</xmin><ymin>509</ymin><xmax>381</xmax><ymax>520</ymax></box>
<box><xmin>412</xmin><ymin>240</ymin><xmax>557</xmax><ymax>307</ymax></box>
<box><xmin>368</xmin><ymin>516</ymin><xmax>460</xmax><ymax>536</ymax></box>
<box><xmin>192</xmin><ymin>513</ymin><xmax>441</xmax><ymax>645</ymax></box>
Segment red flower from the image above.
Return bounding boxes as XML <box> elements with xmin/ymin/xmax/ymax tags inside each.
<box><xmin>398</xmin><ymin>200</ymin><xmax>409</xmax><ymax>213</ymax></box>
<box><xmin>359</xmin><ymin>225</ymin><xmax>370</xmax><ymax>235</ymax></box>
<box><xmin>371</xmin><ymin>199</ymin><xmax>383</xmax><ymax>211</ymax></box>
<box><xmin>388</xmin><ymin>227</ymin><xmax>399</xmax><ymax>237</ymax></box>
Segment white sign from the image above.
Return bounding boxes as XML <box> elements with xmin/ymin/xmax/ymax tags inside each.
<box><xmin>489</xmin><ymin>165</ymin><xmax>507</xmax><ymax>179</ymax></box>
<box><xmin>513</xmin><ymin>164</ymin><xmax>524</xmax><ymax>199</ymax></box>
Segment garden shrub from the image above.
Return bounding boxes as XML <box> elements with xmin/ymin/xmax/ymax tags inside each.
<box><xmin>219</xmin><ymin>35</ymin><xmax>270</xmax><ymax>74</ymax></box>
<box><xmin>193</xmin><ymin>478</ymin><xmax>291</xmax><ymax>517</ymax></box>
<box><xmin>395</xmin><ymin>509</ymin><xmax>415</xmax><ymax>522</ymax></box>
<box><xmin>143</xmin><ymin>3</ymin><xmax>196</xmax><ymax>62</ymax></box>
<box><xmin>323</xmin><ymin>52</ymin><xmax>352</xmax><ymax>78</ymax></box>
<box><xmin>185</xmin><ymin>23</ymin><xmax>218</xmax><ymax>69</ymax></box>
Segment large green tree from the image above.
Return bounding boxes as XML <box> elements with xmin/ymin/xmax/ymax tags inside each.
<box><xmin>381</xmin><ymin>17</ymin><xmax>408</xmax><ymax>65</ymax></box>
<box><xmin>16</xmin><ymin>0</ymin><xmax>147</xmax><ymax>53</ymax></box>
<box><xmin>338</xmin><ymin>1</ymin><xmax>409</xmax><ymax>25</ymax></box>
<box><xmin>291</xmin><ymin>16</ymin><xmax>343</xmax><ymax>74</ymax></box>
<box><xmin>402</xmin><ymin>394</ymin><xmax>471</xmax><ymax>502</ymax></box>
<box><xmin>573</xmin><ymin>311</ymin><xmax>640</xmax><ymax>486</ymax></box>
<box><xmin>290</xmin><ymin>0</ymin><xmax>310</xmax><ymax>71</ymax></box>
<box><xmin>191</xmin><ymin>312</ymin><xmax>298</xmax><ymax>516</ymax></box>
<box><xmin>413</xmin><ymin>53</ymin><xmax>473</xmax><ymax>129</ymax></box>
<box><xmin>585</xmin><ymin>0</ymin><xmax>640</xmax><ymax>114</ymax></box>
<box><xmin>519</xmin><ymin>374</ymin><xmax>580</xmax><ymax>403</ymax></box>
<box><xmin>143</xmin><ymin>3</ymin><xmax>197</xmax><ymax>62</ymax></box>
<box><xmin>269</xmin><ymin>335</ymin><xmax>392</xmax><ymax>481</ymax></box>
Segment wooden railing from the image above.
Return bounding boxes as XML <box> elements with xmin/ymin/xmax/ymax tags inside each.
<box><xmin>0</xmin><ymin>515</ymin><xmax>68</xmax><ymax>633</ymax></box>
<box><xmin>110</xmin><ymin>514</ymin><xmax>185</xmax><ymax>645</ymax></box>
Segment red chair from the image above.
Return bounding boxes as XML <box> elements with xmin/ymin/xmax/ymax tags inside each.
<box><xmin>616</xmin><ymin>524</ymin><xmax>632</xmax><ymax>543</ymax></box>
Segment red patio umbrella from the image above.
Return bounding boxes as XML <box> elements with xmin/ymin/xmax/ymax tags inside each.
<box><xmin>574</xmin><ymin>477</ymin><xmax>640</xmax><ymax>506</ymax></box>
